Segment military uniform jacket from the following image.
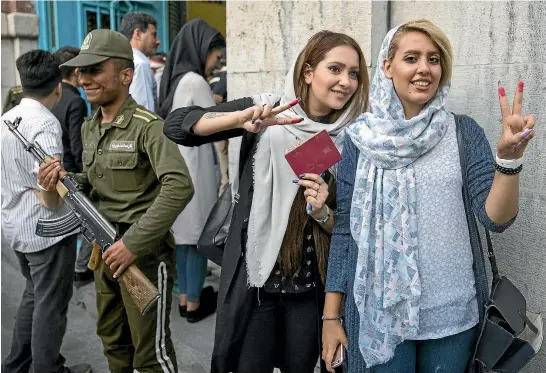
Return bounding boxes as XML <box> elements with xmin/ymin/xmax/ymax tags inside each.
<box><xmin>80</xmin><ymin>96</ymin><xmax>194</xmax><ymax>255</ymax></box>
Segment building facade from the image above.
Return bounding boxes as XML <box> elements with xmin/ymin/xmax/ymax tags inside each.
<box><xmin>226</xmin><ymin>3</ymin><xmax>545</xmax><ymax>372</ymax></box>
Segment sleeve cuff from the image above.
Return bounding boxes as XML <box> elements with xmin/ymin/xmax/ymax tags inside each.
<box><xmin>479</xmin><ymin>206</ymin><xmax>518</xmax><ymax>233</ymax></box>
<box><xmin>121</xmin><ymin>227</ymin><xmax>151</xmax><ymax>256</ymax></box>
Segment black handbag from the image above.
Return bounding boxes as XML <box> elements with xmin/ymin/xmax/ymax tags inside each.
<box><xmin>455</xmin><ymin>115</ymin><xmax>543</xmax><ymax>373</ymax></box>
<box><xmin>198</xmin><ymin>136</ymin><xmax>257</xmax><ymax>266</ymax></box>
<box><xmin>473</xmin><ymin>240</ymin><xmax>543</xmax><ymax>372</ymax></box>
<box><xmin>197</xmin><ymin>185</ymin><xmax>238</xmax><ymax>266</ymax></box>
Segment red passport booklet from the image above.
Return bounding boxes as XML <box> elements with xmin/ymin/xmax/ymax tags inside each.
<box><xmin>284</xmin><ymin>130</ymin><xmax>342</xmax><ymax>176</ymax></box>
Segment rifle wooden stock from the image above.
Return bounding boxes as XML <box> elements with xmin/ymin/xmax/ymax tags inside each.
<box><xmin>121</xmin><ymin>264</ymin><xmax>161</xmax><ymax>315</ymax></box>
<box><xmin>87</xmin><ymin>244</ymin><xmax>160</xmax><ymax>314</ymax></box>
<box><xmin>88</xmin><ymin>242</ymin><xmax>102</xmax><ymax>271</ymax></box>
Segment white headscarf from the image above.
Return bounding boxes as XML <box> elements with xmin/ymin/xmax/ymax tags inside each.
<box><xmin>239</xmin><ymin>56</ymin><xmax>357</xmax><ymax>287</ymax></box>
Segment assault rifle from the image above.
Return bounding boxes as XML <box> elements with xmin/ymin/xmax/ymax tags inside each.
<box><xmin>3</xmin><ymin>117</ymin><xmax>160</xmax><ymax>315</ymax></box>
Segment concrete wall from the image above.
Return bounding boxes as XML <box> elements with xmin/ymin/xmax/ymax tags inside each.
<box><xmin>227</xmin><ymin>1</ymin><xmax>545</xmax><ymax>371</ymax></box>
<box><xmin>1</xmin><ymin>11</ymin><xmax>39</xmax><ymax>113</ymax></box>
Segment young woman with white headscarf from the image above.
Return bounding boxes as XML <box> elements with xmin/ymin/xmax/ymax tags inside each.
<box><xmin>164</xmin><ymin>31</ymin><xmax>369</xmax><ymax>373</ymax></box>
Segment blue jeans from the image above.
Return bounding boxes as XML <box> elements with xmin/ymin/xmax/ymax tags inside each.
<box><xmin>175</xmin><ymin>245</ymin><xmax>207</xmax><ymax>302</ymax></box>
<box><xmin>371</xmin><ymin>326</ymin><xmax>477</xmax><ymax>373</ymax></box>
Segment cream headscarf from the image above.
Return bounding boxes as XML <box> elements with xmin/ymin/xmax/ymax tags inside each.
<box><xmin>237</xmin><ymin>56</ymin><xmax>357</xmax><ymax>287</ymax></box>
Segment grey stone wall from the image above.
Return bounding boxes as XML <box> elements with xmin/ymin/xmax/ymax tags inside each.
<box><xmin>227</xmin><ymin>1</ymin><xmax>545</xmax><ymax>371</ymax></box>
<box><xmin>1</xmin><ymin>12</ymin><xmax>39</xmax><ymax>113</ymax></box>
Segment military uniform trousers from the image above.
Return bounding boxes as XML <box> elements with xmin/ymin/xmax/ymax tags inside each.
<box><xmin>95</xmin><ymin>224</ymin><xmax>177</xmax><ymax>373</ymax></box>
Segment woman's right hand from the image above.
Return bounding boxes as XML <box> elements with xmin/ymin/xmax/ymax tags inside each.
<box><xmin>236</xmin><ymin>99</ymin><xmax>304</xmax><ymax>133</ymax></box>
<box><xmin>322</xmin><ymin>319</ymin><xmax>349</xmax><ymax>373</ymax></box>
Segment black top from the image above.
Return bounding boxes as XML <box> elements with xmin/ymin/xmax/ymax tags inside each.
<box><xmin>51</xmin><ymin>82</ymin><xmax>87</xmax><ymax>173</ymax></box>
<box><xmin>263</xmin><ymin>222</ymin><xmax>318</xmax><ymax>294</ymax></box>
<box><xmin>164</xmin><ymin>99</ymin><xmax>332</xmax><ymax>371</ymax></box>
<box><xmin>164</xmin><ymin>98</ymin><xmax>319</xmax><ymax>294</ymax></box>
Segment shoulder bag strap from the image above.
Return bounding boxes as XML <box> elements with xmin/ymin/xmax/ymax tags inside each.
<box><xmin>454</xmin><ymin>114</ymin><xmax>501</xmax><ymax>284</ymax></box>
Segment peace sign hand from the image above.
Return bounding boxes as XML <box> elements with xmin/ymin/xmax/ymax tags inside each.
<box><xmin>497</xmin><ymin>80</ymin><xmax>536</xmax><ymax>160</ymax></box>
<box><xmin>237</xmin><ymin>99</ymin><xmax>304</xmax><ymax>133</ymax></box>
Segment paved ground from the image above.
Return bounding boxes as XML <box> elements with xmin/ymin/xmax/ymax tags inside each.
<box><xmin>1</xmin><ymin>236</ymin><xmax>218</xmax><ymax>373</ymax></box>
<box><xmin>1</xmin><ymin>235</ymin><xmax>319</xmax><ymax>373</ymax></box>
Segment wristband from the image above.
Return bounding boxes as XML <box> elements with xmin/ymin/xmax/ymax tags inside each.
<box><xmin>322</xmin><ymin>315</ymin><xmax>342</xmax><ymax>321</ymax></box>
<box><xmin>312</xmin><ymin>205</ymin><xmax>331</xmax><ymax>224</ymax></box>
<box><xmin>495</xmin><ymin>163</ymin><xmax>523</xmax><ymax>175</ymax></box>
<box><xmin>495</xmin><ymin>154</ymin><xmax>523</xmax><ymax>169</ymax></box>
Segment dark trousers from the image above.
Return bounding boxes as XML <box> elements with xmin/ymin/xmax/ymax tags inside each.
<box><xmin>237</xmin><ymin>289</ymin><xmax>325</xmax><ymax>373</ymax></box>
<box><xmin>2</xmin><ymin>235</ymin><xmax>77</xmax><ymax>373</ymax></box>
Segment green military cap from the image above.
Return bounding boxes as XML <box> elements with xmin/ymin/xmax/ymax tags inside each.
<box><xmin>61</xmin><ymin>29</ymin><xmax>133</xmax><ymax>68</ymax></box>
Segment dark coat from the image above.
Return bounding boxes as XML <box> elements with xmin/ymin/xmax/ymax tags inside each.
<box><xmin>164</xmin><ymin>97</ymin><xmax>260</xmax><ymax>372</ymax></box>
<box><xmin>51</xmin><ymin>82</ymin><xmax>87</xmax><ymax>173</ymax></box>
<box><xmin>164</xmin><ymin>97</ymin><xmax>330</xmax><ymax>373</ymax></box>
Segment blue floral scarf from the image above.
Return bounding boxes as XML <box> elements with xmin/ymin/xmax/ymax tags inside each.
<box><xmin>347</xmin><ymin>25</ymin><xmax>450</xmax><ymax>367</ymax></box>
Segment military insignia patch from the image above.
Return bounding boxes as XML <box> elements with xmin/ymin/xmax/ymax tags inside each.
<box><xmin>114</xmin><ymin>115</ymin><xmax>125</xmax><ymax>125</ymax></box>
<box><xmin>81</xmin><ymin>33</ymin><xmax>93</xmax><ymax>50</ymax></box>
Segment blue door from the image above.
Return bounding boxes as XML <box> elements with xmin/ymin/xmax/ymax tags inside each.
<box><xmin>36</xmin><ymin>1</ymin><xmax>168</xmax><ymax>52</ymax></box>
<box><xmin>36</xmin><ymin>1</ymin><xmax>168</xmax><ymax>115</ymax></box>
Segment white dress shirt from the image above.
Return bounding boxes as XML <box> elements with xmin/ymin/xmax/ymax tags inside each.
<box><xmin>1</xmin><ymin>98</ymin><xmax>74</xmax><ymax>253</ymax></box>
<box><xmin>129</xmin><ymin>48</ymin><xmax>156</xmax><ymax>112</ymax></box>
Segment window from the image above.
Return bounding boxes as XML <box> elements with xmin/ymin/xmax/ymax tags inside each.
<box><xmin>85</xmin><ymin>5</ymin><xmax>114</xmax><ymax>33</ymax></box>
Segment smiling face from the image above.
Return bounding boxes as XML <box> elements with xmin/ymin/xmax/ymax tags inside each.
<box><xmin>384</xmin><ymin>31</ymin><xmax>443</xmax><ymax>119</ymax></box>
<box><xmin>78</xmin><ymin>59</ymin><xmax>133</xmax><ymax>107</ymax></box>
<box><xmin>304</xmin><ymin>45</ymin><xmax>360</xmax><ymax>118</ymax></box>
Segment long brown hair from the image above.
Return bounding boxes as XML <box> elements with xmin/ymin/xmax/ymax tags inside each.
<box><xmin>293</xmin><ymin>30</ymin><xmax>369</xmax><ymax>123</ymax></box>
<box><xmin>278</xmin><ymin>32</ymin><xmax>370</xmax><ymax>283</ymax></box>
<box><xmin>280</xmin><ymin>176</ymin><xmax>337</xmax><ymax>284</ymax></box>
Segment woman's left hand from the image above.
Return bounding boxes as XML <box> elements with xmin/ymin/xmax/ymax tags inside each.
<box><xmin>496</xmin><ymin>80</ymin><xmax>536</xmax><ymax>159</ymax></box>
<box><xmin>294</xmin><ymin>173</ymin><xmax>329</xmax><ymax>217</ymax></box>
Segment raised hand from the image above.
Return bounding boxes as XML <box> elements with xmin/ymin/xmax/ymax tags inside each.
<box><xmin>497</xmin><ymin>80</ymin><xmax>536</xmax><ymax>160</ymax></box>
<box><xmin>237</xmin><ymin>98</ymin><xmax>304</xmax><ymax>133</ymax></box>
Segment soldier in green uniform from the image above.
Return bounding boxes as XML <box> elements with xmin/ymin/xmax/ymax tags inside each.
<box><xmin>38</xmin><ymin>29</ymin><xmax>194</xmax><ymax>373</ymax></box>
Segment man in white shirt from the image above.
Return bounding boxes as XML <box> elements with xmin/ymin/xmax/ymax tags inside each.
<box><xmin>120</xmin><ymin>12</ymin><xmax>160</xmax><ymax>112</ymax></box>
<box><xmin>1</xmin><ymin>50</ymin><xmax>91</xmax><ymax>373</ymax></box>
